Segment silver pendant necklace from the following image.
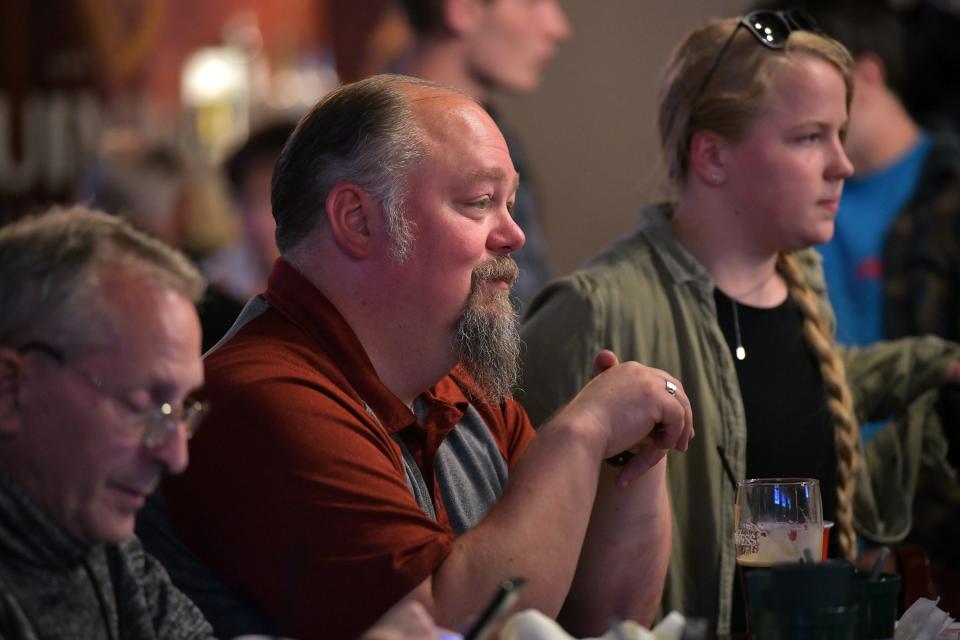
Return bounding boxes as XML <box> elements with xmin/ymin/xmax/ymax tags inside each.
<box><xmin>731</xmin><ymin>298</ymin><xmax>746</xmax><ymax>361</ymax></box>
<box><xmin>724</xmin><ymin>272</ymin><xmax>774</xmax><ymax>362</ymax></box>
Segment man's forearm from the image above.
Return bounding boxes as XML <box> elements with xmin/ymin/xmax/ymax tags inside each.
<box><xmin>411</xmin><ymin>355</ymin><xmax>689</xmax><ymax>631</ymax></box>
<box><xmin>558</xmin><ymin>458</ymin><xmax>670</xmax><ymax>635</ymax></box>
<box><xmin>425</xmin><ymin>416</ymin><xmax>607</xmax><ymax>627</ymax></box>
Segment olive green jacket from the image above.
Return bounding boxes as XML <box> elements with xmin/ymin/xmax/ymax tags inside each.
<box><xmin>519</xmin><ymin>204</ymin><xmax>959</xmax><ymax>635</ymax></box>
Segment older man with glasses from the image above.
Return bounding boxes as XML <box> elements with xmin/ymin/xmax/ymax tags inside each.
<box><xmin>0</xmin><ymin>206</ymin><xmax>215</xmax><ymax>639</ymax></box>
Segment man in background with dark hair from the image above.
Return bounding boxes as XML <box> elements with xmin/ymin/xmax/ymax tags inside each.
<box><xmin>199</xmin><ymin>121</ymin><xmax>296</xmax><ymax>337</ymax></box>
<box><xmin>220</xmin><ymin>121</ymin><xmax>295</xmax><ymax>299</ymax></box>
<box><xmin>395</xmin><ymin>0</ymin><xmax>570</xmax><ymax>309</ymax></box>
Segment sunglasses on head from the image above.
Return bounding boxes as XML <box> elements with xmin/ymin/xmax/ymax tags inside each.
<box><xmin>690</xmin><ymin>9</ymin><xmax>822</xmax><ymax>109</ymax></box>
<box><xmin>742</xmin><ymin>8</ymin><xmax>820</xmax><ymax>49</ymax></box>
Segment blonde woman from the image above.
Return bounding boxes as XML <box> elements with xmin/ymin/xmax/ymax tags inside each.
<box><xmin>520</xmin><ymin>10</ymin><xmax>960</xmax><ymax>635</ymax></box>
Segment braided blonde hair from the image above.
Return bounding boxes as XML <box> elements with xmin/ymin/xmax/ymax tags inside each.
<box><xmin>776</xmin><ymin>252</ymin><xmax>860</xmax><ymax>560</ymax></box>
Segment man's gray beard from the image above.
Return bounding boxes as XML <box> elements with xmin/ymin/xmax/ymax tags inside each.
<box><xmin>452</xmin><ymin>284</ymin><xmax>521</xmax><ymax>405</ymax></box>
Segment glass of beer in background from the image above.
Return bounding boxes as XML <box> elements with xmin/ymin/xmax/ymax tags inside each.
<box><xmin>735</xmin><ymin>478</ymin><xmax>823</xmax><ymax>567</ymax></box>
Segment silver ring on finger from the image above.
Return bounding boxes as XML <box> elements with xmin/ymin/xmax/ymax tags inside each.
<box><xmin>665</xmin><ymin>379</ymin><xmax>678</xmax><ymax>396</ymax></box>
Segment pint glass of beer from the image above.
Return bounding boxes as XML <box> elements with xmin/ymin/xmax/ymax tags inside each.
<box><xmin>734</xmin><ymin>478</ymin><xmax>823</xmax><ymax>567</ymax></box>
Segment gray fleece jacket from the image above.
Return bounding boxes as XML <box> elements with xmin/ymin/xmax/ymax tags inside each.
<box><xmin>0</xmin><ymin>470</ymin><xmax>214</xmax><ymax>639</ymax></box>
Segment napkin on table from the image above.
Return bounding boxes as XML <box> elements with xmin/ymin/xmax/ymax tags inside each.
<box><xmin>894</xmin><ymin>597</ymin><xmax>957</xmax><ymax>640</ymax></box>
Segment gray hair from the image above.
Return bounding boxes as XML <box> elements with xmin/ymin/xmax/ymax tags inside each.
<box><xmin>0</xmin><ymin>205</ymin><xmax>205</xmax><ymax>349</ymax></box>
<box><xmin>271</xmin><ymin>74</ymin><xmax>464</xmax><ymax>260</ymax></box>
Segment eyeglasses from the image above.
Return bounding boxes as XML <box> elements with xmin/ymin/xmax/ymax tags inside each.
<box><xmin>18</xmin><ymin>341</ymin><xmax>209</xmax><ymax>449</ymax></box>
<box><xmin>690</xmin><ymin>9</ymin><xmax>821</xmax><ymax>115</ymax></box>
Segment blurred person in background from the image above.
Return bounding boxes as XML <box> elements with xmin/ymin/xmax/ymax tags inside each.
<box><xmin>83</xmin><ymin>133</ymin><xmax>244</xmax><ymax>352</ymax></box>
<box><xmin>900</xmin><ymin>0</ymin><xmax>960</xmax><ymax>135</ymax></box>
<box><xmin>84</xmin><ymin>138</ymin><xmax>188</xmax><ymax>247</ymax></box>
<box><xmin>201</xmin><ymin>121</ymin><xmax>295</xmax><ymax>307</ymax></box>
<box><xmin>519</xmin><ymin>10</ymin><xmax>960</xmax><ymax>635</ymax></box>
<box><xmin>395</xmin><ymin>0</ymin><xmax>571</xmax><ymax>309</ymax></box>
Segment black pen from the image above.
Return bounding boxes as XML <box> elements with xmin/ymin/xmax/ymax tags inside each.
<box><xmin>463</xmin><ymin>577</ymin><xmax>526</xmax><ymax>640</ymax></box>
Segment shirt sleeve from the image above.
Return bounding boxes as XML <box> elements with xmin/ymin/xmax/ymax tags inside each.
<box><xmin>842</xmin><ymin>335</ymin><xmax>960</xmax><ymax>421</ymax></box>
<box><xmin>501</xmin><ymin>398</ymin><xmax>536</xmax><ymax>464</ymax></box>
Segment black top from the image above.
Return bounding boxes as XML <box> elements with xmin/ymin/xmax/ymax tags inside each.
<box><xmin>715</xmin><ymin>288</ymin><xmax>841</xmax><ymax>633</ymax></box>
<box><xmin>714</xmin><ymin>288</ymin><xmax>838</xmax><ymax>523</ymax></box>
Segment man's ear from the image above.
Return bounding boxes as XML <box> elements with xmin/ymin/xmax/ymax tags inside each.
<box><xmin>689</xmin><ymin>130</ymin><xmax>729</xmax><ymax>186</ymax></box>
<box><xmin>0</xmin><ymin>348</ymin><xmax>24</xmax><ymax>436</ymax></box>
<box><xmin>444</xmin><ymin>0</ymin><xmax>486</xmax><ymax>36</ymax></box>
<box><xmin>324</xmin><ymin>182</ymin><xmax>379</xmax><ymax>259</ymax></box>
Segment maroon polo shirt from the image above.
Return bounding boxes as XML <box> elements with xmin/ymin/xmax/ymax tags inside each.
<box><xmin>164</xmin><ymin>259</ymin><xmax>534</xmax><ymax>639</ymax></box>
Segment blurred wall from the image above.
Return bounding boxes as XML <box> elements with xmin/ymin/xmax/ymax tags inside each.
<box><xmin>495</xmin><ymin>0</ymin><xmax>746</xmax><ymax>276</ymax></box>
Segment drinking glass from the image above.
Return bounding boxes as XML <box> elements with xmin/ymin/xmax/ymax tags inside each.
<box><xmin>734</xmin><ymin>478</ymin><xmax>823</xmax><ymax>567</ymax></box>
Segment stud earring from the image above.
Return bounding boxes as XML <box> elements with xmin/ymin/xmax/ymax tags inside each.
<box><xmin>710</xmin><ymin>172</ymin><xmax>723</xmax><ymax>184</ymax></box>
